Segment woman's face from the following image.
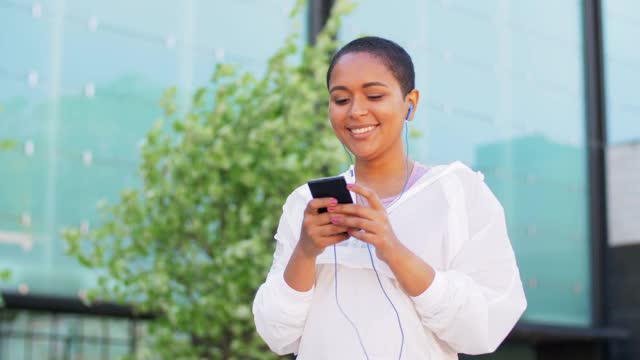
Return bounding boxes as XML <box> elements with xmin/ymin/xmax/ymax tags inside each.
<box><xmin>328</xmin><ymin>52</ymin><xmax>416</xmax><ymax>162</ymax></box>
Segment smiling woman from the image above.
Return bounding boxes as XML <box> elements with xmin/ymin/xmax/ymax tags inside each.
<box><xmin>253</xmin><ymin>36</ymin><xmax>527</xmax><ymax>359</ymax></box>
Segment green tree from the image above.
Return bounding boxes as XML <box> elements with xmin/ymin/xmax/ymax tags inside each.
<box><xmin>64</xmin><ymin>1</ymin><xmax>355</xmax><ymax>358</ymax></box>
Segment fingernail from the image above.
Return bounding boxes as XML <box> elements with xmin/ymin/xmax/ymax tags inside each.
<box><xmin>327</xmin><ymin>206</ymin><xmax>335</xmax><ymax>212</ymax></box>
<box><xmin>330</xmin><ymin>198</ymin><xmax>338</xmax><ymax>205</ymax></box>
<box><xmin>331</xmin><ymin>217</ymin><xmax>339</xmax><ymax>223</ymax></box>
<box><xmin>346</xmin><ymin>184</ymin><xmax>354</xmax><ymax>190</ymax></box>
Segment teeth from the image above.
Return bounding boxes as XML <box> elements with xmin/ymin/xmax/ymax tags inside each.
<box><xmin>351</xmin><ymin>126</ymin><xmax>376</xmax><ymax>134</ymax></box>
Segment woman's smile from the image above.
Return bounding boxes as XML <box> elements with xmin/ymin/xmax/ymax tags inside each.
<box><xmin>348</xmin><ymin>124</ymin><xmax>379</xmax><ymax>138</ymax></box>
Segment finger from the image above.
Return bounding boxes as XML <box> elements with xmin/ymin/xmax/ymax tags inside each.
<box><xmin>320</xmin><ymin>233</ymin><xmax>351</xmax><ymax>247</ymax></box>
<box><xmin>303</xmin><ymin>214</ymin><xmax>349</xmax><ymax>238</ymax></box>
<box><xmin>305</xmin><ymin>197</ymin><xmax>338</xmax><ymax>214</ymax></box>
<box><xmin>347</xmin><ymin>183</ymin><xmax>385</xmax><ymax>210</ymax></box>
<box><xmin>312</xmin><ymin>212</ymin><xmax>336</xmax><ymax>225</ymax></box>
<box><xmin>302</xmin><ymin>212</ymin><xmax>333</xmax><ymax>238</ymax></box>
<box><xmin>347</xmin><ymin>229</ymin><xmax>377</xmax><ymax>246</ymax></box>
<box><xmin>329</xmin><ymin>203</ymin><xmax>378</xmax><ymax>221</ymax></box>
<box><xmin>316</xmin><ymin>223</ymin><xmax>350</xmax><ymax>237</ymax></box>
<box><xmin>331</xmin><ymin>216</ymin><xmax>380</xmax><ymax>234</ymax></box>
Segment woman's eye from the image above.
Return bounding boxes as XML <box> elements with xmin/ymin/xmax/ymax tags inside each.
<box><xmin>368</xmin><ymin>95</ymin><xmax>383</xmax><ymax>100</ymax></box>
<box><xmin>334</xmin><ymin>98</ymin><xmax>349</xmax><ymax>105</ymax></box>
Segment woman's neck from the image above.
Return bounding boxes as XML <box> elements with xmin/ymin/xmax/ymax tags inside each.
<box><xmin>354</xmin><ymin>148</ymin><xmax>414</xmax><ymax>199</ymax></box>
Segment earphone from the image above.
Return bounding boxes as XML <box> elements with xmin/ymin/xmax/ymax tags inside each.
<box><xmin>335</xmin><ymin>104</ymin><xmax>413</xmax><ymax>359</ymax></box>
<box><xmin>406</xmin><ymin>103</ymin><xmax>413</xmax><ymax>122</ymax></box>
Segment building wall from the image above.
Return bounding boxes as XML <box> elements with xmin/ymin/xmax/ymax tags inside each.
<box><xmin>606</xmin><ymin>143</ymin><xmax>640</xmax><ymax>360</ymax></box>
<box><xmin>608</xmin><ymin>243</ymin><xmax>640</xmax><ymax>360</ymax></box>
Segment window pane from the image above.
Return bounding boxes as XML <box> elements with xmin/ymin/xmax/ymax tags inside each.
<box><xmin>603</xmin><ymin>0</ymin><xmax>640</xmax><ymax>144</ymax></box>
<box><xmin>0</xmin><ymin>311</ymin><xmax>137</xmax><ymax>359</ymax></box>
<box><xmin>0</xmin><ymin>0</ymin><xmax>306</xmax><ymax>297</ymax></box>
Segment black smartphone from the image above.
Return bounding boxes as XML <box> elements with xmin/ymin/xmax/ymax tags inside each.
<box><xmin>307</xmin><ymin>175</ymin><xmax>354</xmax><ymax>213</ymax></box>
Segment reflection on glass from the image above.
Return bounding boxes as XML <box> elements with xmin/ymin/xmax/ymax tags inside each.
<box><xmin>0</xmin><ymin>0</ymin><xmax>305</xmax><ymax>296</ymax></box>
<box><xmin>602</xmin><ymin>0</ymin><xmax>640</xmax><ymax>144</ymax></box>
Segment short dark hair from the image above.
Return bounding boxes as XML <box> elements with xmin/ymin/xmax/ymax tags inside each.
<box><xmin>326</xmin><ymin>36</ymin><xmax>415</xmax><ymax>96</ymax></box>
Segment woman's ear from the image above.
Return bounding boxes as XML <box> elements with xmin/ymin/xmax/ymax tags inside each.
<box><xmin>405</xmin><ymin>89</ymin><xmax>420</xmax><ymax>122</ymax></box>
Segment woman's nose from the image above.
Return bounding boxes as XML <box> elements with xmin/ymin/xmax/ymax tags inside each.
<box><xmin>350</xmin><ymin>99</ymin><xmax>368</xmax><ymax>118</ymax></box>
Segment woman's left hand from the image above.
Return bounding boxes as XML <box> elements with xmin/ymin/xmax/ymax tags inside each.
<box><xmin>327</xmin><ymin>183</ymin><xmax>403</xmax><ymax>263</ymax></box>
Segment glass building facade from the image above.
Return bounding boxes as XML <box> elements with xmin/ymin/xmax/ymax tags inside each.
<box><xmin>339</xmin><ymin>0</ymin><xmax>591</xmax><ymax>327</ymax></box>
<box><xmin>0</xmin><ymin>0</ymin><xmax>637</xmax><ymax>359</ymax></box>
<box><xmin>1</xmin><ymin>0</ymin><xmax>303</xmax><ymax>358</ymax></box>
<box><xmin>0</xmin><ymin>310</ymin><xmax>141</xmax><ymax>360</ymax></box>
<box><xmin>0</xmin><ymin>0</ymin><xmax>303</xmax><ymax>296</ymax></box>
<box><xmin>601</xmin><ymin>1</ymin><xmax>640</xmax><ymax>359</ymax></box>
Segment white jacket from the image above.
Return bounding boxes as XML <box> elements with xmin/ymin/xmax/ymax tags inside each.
<box><xmin>253</xmin><ymin>161</ymin><xmax>527</xmax><ymax>359</ymax></box>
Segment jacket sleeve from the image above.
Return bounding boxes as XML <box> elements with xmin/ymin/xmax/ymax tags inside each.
<box><xmin>252</xmin><ymin>192</ymin><xmax>313</xmax><ymax>355</ymax></box>
<box><xmin>411</xmin><ymin>170</ymin><xmax>527</xmax><ymax>355</ymax></box>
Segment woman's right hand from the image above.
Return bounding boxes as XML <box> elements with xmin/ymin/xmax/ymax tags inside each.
<box><xmin>297</xmin><ymin>197</ymin><xmax>351</xmax><ymax>258</ymax></box>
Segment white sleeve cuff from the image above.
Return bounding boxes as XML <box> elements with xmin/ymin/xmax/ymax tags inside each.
<box><xmin>275</xmin><ymin>273</ymin><xmax>315</xmax><ymax>302</ymax></box>
<box><xmin>411</xmin><ymin>270</ymin><xmax>449</xmax><ymax>316</ymax></box>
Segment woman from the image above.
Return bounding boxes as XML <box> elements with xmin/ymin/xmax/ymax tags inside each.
<box><xmin>253</xmin><ymin>36</ymin><xmax>527</xmax><ymax>359</ymax></box>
